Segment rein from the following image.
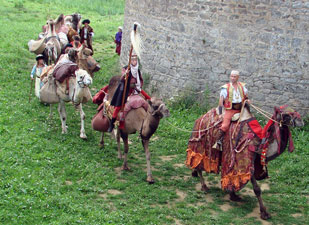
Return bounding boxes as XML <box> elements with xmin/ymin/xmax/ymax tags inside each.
<box><xmin>250</xmin><ymin>103</ymin><xmax>297</xmax><ymax>127</ymax></box>
<box><xmin>77</xmin><ymin>75</ymin><xmax>87</xmax><ymax>88</ymax></box>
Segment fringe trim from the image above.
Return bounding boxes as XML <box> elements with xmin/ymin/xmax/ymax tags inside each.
<box><xmin>221</xmin><ymin>172</ymin><xmax>251</xmax><ymax>191</ymax></box>
<box><xmin>186</xmin><ymin>149</ymin><xmax>219</xmax><ymax>173</ymax></box>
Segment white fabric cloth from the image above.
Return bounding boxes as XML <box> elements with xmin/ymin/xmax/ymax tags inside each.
<box><xmin>130</xmin><ymin>63</ymin><xmax>141</xmax><ymax>94</ymax></box>
<box><xmin>84</xmin><ymin>28</ymin><xmax>88</xmax><ymax>39</ymax></box>
<box><xmin>220</xmin><ymin>83</ymin><xmax>248</xmax><ymax>103</ymax></box>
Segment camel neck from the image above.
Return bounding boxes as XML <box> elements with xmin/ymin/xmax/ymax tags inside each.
<box><xmin>264</xmin><ymin>123</ymin><xmax>290</xmax><ymax>161</ymax></box>
<box><xmin>141</xmin><ymin>112</ymin><xmax>160</xmax><ymax>140</ymax></box>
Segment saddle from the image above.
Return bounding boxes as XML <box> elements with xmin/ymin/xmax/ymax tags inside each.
<box><xmin>104</xmin><ymin>95</ymin><xmax>149</xmax><ymax>128</ymax></box>
<box><xmin>216</xmin><ymin>106</ymin><xmax>252</xmax><ymax>122</ymax></box>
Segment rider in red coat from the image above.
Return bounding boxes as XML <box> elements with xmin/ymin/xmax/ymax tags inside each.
<box><xmin>107</xmin><ymin>54</ymin><xmax>151</xmax><ymax>132</ymax></box>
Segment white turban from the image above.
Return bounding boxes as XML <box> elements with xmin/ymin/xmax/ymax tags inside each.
<box><xmin>231</xmin><ymin>70</ymin><xmax>240</xmax><ymax>76</ymax></box>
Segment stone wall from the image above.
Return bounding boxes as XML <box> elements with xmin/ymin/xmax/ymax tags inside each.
<box><xmin>120</xmin><ymin>0</ymin><xmax>309</xmax><ymax>115</ymax></box>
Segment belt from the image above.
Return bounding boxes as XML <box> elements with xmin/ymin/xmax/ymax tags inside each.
<box><xmin>232</xmin><ymin>103</ymin><xmax>242</xmax><ymax>110</ymax></box>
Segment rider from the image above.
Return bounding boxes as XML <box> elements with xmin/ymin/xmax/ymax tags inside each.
<box><xmin>107</xmin><ymin>54</ymin><xmax>151</xmax><ymax>132</ymax></box>
<box><xmin>215</xmin><ymin>70</ymin><xmax>249</xmax><ymax>148</ymax></box>
<box><xmin>71</xmin><ymin>35</ymin><xmax>82</xmax><ymax>49</ymax></box>
<box><xmin>53</xmin><ymin>48</ymin><xmax>79</xmax><ymax>94</ymax></box>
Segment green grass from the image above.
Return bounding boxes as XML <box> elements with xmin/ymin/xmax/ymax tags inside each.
<box><xmin>0</xmin><ymin>0</ymin><xmax>308</xmax><ymax>224</ymax></box>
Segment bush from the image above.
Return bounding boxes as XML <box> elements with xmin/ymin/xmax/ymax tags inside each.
<box><xmin>168</xmin><ymin>85</ymin><xmax>211</xmax><ymax>113</ymax></box>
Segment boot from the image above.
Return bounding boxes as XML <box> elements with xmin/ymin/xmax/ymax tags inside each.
<box><xmin>108</xmin><ymin>118</ymin><xmax>116</xmax><ymax>133</ymax></box>
<box><xmin>212</xmin><ymin>130</ymin><xmax>225</xmax><ymax>150</ymax></box>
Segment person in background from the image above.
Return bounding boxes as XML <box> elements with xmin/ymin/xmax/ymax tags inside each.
<box><xmin>71</xmin><ymin>35</ymin><xmax>82</xmax><ymax>49</ymax></box>
<box><xmin>115</xmin><ymin>26</ymin><xmax>122</xmax><ymax>55</ymax></box>
<box><xmin>30</xmin><ymin>54</ymin><xmax>47</xmax><ymax>98</ymax></box>
<box><xmin>61</xmin><ymin>43</ymin><xmax>73</xmax><ymax>55</ymax></box>
<box><xmin>80</xmin><ymin>19</ymin><xmax>94</xmax><ymax>54</ymax></box>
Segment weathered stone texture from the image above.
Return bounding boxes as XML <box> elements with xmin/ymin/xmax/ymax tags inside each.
<box><xmin>121</xmin><ymin>0</ymin><xmax>309</xmax><ymax>115</ymax></box>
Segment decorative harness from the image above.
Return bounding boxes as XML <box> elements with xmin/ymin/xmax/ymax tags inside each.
<box><xmin>67</xmin><ymin>74</ymin><xmax>88</xmax><ymax>106</ymax></box>
<box><xmin>227</xmin><ymin>105</ymin><xmax>298</xmax><ymax>172</ymax></box>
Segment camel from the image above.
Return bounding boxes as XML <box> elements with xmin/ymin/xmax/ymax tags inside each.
<box><xmin>56</xmin><ymin>44</ymin><xmax>100</xmax><ymax>76</ymax></box>
<box><xmin>64</xmin><ymin>13</ymin><xmax>81</xmax><ymax>42</ymax></box>
<box><xmin>44</xmin><ymin>19</ymin><xmax>61</xmax><ymax>65</ymax></box>
<box><xmin>97</xmin><ymin>76</ymin><xmax>170</xmax><ymax>183</ymax></box>
<box><xmin>64</xmin><ymin>13</ymin><xmax>81</xmax><ymax>32</ymax></box>
<box><xmin>76</xmin><ymin>44</ymin><xmax>100</xmax><ymax>77</ymax></box>
<box><xmin>55</xmin><ymin>69</ymin><xmax>93</xmax><ymax>139</ymax></box>
<box><xmin>187</xmin><ymin>105</ymin><xmax>304</xmax><ymax>220</ymax></box>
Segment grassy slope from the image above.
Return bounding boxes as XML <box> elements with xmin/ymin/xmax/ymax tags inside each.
<box><xmin>0</xmin><ymin>0</ymin><xmax>308</xmax><ymax>224</ymax></box>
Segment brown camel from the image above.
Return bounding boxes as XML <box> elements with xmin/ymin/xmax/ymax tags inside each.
<box><xmin>187</xmin><ymin>105</ymin><xmax>304</xmax><ymax>220</ymax></box>
<box><xmin>76</xmin><ymin>44</ymin><xmax>100</xmax><ymax>77</ymax></box>
<box><xmin>98</xmin><ymin>76</ymin><xmax>170</xmax><ymax>183</ymax></box>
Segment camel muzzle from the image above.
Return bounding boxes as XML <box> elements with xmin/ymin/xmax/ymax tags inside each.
<box><xmin>93</xmin><ymin>64</ymin><xmax>100</xmax><ymax>72</ymax></box>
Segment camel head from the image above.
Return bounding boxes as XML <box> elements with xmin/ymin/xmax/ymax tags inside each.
<box><xmin>264</xmin><ymin>105</ymin><xmax>304</xmax><ymax>160</ymax></box>
<box><xmin>77</xmin><ymin>44</ymin><xmax>100</xmax><ymax>75</ymax></box>
<box><xmin>46</xmin><ymin>19</ymin><xmax>55</xmax><ymax>28</ymax></box>
<box><xmin>274</xmin><ymin>105</ymin><xmax>304</xmax><ymax>127</ymax></box>
<box><xmin>75</xmin><ymin>69</ymin><xmax>92</xmax><ymax>88</ymax></box>
<box><xmin>148</xmin><ymin>97</ymin><xmax>170</xmax><ymax>119</ymax></box>
<box><xmin>71</xmin><ymin>13</ymin><xmax>81</xmax><ymax>31</ymax></box>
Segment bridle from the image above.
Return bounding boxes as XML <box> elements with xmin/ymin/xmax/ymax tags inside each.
<box><xmin>149</xmin><ymin>103</ymin><xmax>165</xmax><ymax>119</ymax></box>
<box><xmin>277</xmin><ymin>108</ymin><xmax>301</xmax><ymax>128</ymax></box>
<box><xmin>77</xmin><ymin>75</ymin><xmax>88</xmax><ymax>88</ymax></box>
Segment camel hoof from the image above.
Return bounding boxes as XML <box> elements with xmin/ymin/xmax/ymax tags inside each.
<box><xmin>62</xmin><ymin>130</ymin><xmax>67</xmax><ymax>134</ymax></box>
<box><xmin>147</xmin><ymin>177</ymin><xmax>155</xmax><ymax>184</ymax></box>
<box><xmin>98</xmin><ymin>143</ymin><xmax>104</xmax><ymax>149</ymax></box>
<box><xmin>80</xmin><ymin>134</ymin><xmax>87</xmax><ymax>140</ymax></box>
<box><xmin>121</xmin><ymin>165</ymin><xmax>130</xmax><ymax>171</ymax></box>
<box><xmin>229</xmin><ymin>192</ymin><xmax>242</xmax><ymax>202</ymax></box>
<box><xmin>117</xmin><ymin>155</ymin><xmax>122</xmax><ymax>159</ymax></box>
<box><xmin>201</xmin><ymin>184</ymin><xmax>209</xmax><ymax>193</ymax></box>
<box><xmin>260</xmin><ymin>210</ymin><xmax>271</xmax><ymax>220</ymax></box>
<box><xmin>191</xmin><ymin>170</ymin><xmax>198</xmax><ymax>177</ymax></box>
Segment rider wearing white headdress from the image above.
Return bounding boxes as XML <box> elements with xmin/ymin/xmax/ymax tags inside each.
<box><xmin>213</xmin><ymin>70</ymin><xmax>250</xmax><ymax>149</ymax></box>
<box><xmin>108</xmin><ymin>53</ymin><xmax>151</xmax><ymax>132</ymax></box>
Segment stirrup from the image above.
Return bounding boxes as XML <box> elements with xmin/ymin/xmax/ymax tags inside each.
<box><xmin>212</xmin><ymin>141</ymin><xmax>223</xmax><ymax>151</ymax></box>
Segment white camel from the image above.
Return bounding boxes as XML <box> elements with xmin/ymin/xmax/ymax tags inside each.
<box><xmin>45</xmin><ymin>19</ymin><xmax>61</xmax><ymax>65</ymax></box>
<box><xmin>55</xmin><ymin>69</ymin><xmax>93</xmax><ymax>139</ymax></box>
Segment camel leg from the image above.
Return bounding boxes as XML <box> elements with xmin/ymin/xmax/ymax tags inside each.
<box><xmin>76</xmin><ymin>104</ymin><xmax>87</xmax><ymax>139</ymax></box>
<box><xmin>229</xmin><ymin>191</ymin><xmax>242</xmax><ymax>202</ymax></box>
<box><xmin>251</xmin><ymin>176</ymin><xmax>271</xmax><ymax>220</ymax></box>
<box><xmin>142</xmin><ymin>139</ymin><xmax>154</xmax><ymax>184</ymax></box>
<box><xmin>192</xmin><ymin>169</ymin><xmax>198</xmax><ymax>177</ymax></box>
<box><xmin>197</xmin><ymin>170</ymin><xmax>209</xmax><ymax>193</ymax></box>
<box><xmin>58</xmin><ymin>100</ymin><xmax>67</xmax><ymax>134</ymax></box>
<box><xmin>99</xmin><ymin>132</ymin><xmax>104</xmax><ymax>148</ymax></box>
<box><xmin>116</xmin><ymin>129</ymin><xmax>122</xmax><ymax>159</ymax></box>
<box><xmin>121</xmin><ymin>133</ymin><xmax>130</xmax><ymax>170</ymax></box>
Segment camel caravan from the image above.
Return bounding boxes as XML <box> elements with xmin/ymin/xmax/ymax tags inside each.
<box><xmin>28</xmin><ymin>13</ymin><xmax>100</xmax><ymax>138</ymax></box>
<box><xmin>28</xmin><ymin>20</ymin><xmax>305</xmax><ymax>220</ymax></box>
